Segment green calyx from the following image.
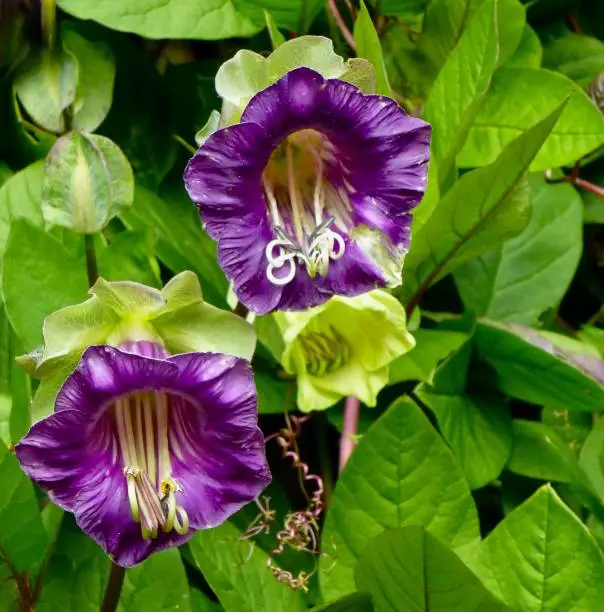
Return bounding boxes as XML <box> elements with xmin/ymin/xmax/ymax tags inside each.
<box><xmin>211</xmin><ymin>35</ymin><xmax>377</xmax><ymax>127</ymax></box>
<box><xmin>19</xmin><ymin>271</ymin><xmax>257</xmax><ymax>422</ymax></box>
<box><xmin>274</xmin><ymin>291</ymin><xmax>415</xmax><ymax>412</ymax></box>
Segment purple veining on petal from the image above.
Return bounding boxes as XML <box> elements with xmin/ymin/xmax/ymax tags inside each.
<box><xmin>184</xmin><ymin>67</ymin><xmax>431</xmax><ymax>314</ymax></box>
<box><xmin>15</xmin><ymin>344</ymin><xmax>270</xmax><ymax>567</ymax></box>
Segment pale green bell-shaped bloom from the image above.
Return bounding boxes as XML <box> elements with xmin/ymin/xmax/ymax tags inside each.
<box><xmin>274</xmin><ymin>290</ymin><xmax>415</xmax><ymax>412</ymax></box>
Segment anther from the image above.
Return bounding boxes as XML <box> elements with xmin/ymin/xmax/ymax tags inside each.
<box><xmin>116</xmin><ymin>392</ymin><xmax>190</xmax><ymax>540</ymax></box>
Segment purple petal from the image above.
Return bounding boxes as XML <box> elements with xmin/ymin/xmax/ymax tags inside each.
<box><xmin>241</xmin><ymin>67</ymin><xmax>430</xmax><ymax>246</ymax></box>
<box><xmin>74</xmin><ymin>464</ymin><xmax>192</xmax><ymax>567</ymax></box>
<box><xmin>184</xmin><ymin>67</ymin><xmax>430</xmax><ymax>313</ymax></box>
<box><xmin>168</xmin><ymin>353</ymin><xmax>271</xmax><ymax>528</ymax></box>
<box><xmin>15</xmin><ymin>408</ymin><xmax>109</xmax><ymax>510</ymax></box>
<box><xmin>16</xmin><ymin>345</ymin><xmax>270</xmax><ymax>567</ymax></box>
<box><xmin>55</xmin><ymin>345</ymin><xmax>179</xmax><ymax>415</ymax></box>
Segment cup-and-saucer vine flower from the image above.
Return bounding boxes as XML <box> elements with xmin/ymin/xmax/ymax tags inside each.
<box><xmin>273</xmin><ymin>290</ymin><xmax>416</xmax><ymax>412</ymax></box>
<box><xmin>184</xmin><ymin>36</ymin><xmax>431</xmax><ymax>315</ymax></box>
<box><xmin>14</xmin><ymin>272</ymin><xmax>270</xmax><ymax>566</ymax></box>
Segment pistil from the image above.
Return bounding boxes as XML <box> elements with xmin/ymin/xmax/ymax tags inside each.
<box><xmin>263</xmin><ymin>132</ymin><xmax>346</xmax><ymax>286</ymax></box>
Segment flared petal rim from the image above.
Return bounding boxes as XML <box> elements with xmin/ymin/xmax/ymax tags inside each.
<box><xmin>16</xmin><ymin>345</ymin><xmax>270</xmax><ymax>566</ymax></box>
<box><xmin>184</xmin><ymin>67</ymin><xmax>431</xmax><ymax>314</ymax></box>
<box><xmin>168</xmin><ymin>352</ymin><xmax>271</xmax><ymax>529</ymax></box>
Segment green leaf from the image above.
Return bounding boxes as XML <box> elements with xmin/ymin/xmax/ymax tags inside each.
<box><xmin>319</xmin><ymin>397</ymin><xmax>480</xmax><ymax>601</ymax></box>
<box><xmin>118</xmin><ymin>549</ymin><xmax>190</xmax><ymax>611</ymax></box>
<box><xmin>264</xmin><ymin>10</ymin><xmax>286</xmax><ymax>48</ymax></box>
<box><xmin>0</xmin><ymin>563</ymin><xmax>17</xmax><ymax>610</ymax></box>
<box><xmin>457</xmin><ymin>67</ymin><xmax>604</xmax><ymax>170</ymax></box>
<box><xmin>43</xmin><ymin>131</ymin><xmax>134</xmax><ymax>235</ymax></box>
<box><xmin>579</xmin><ymin>326</ymin><xmax>604</xmax><ymax>356</ymax></box>
<box><xmin>188</xmin><ymin>521</ymin><xmax>307</xmax><ymax>612</ymax></box>
<box><xmin>403</xmin><ymin>100</ymin><xmax>567</xmax><ymax>307</ymax></box>
<box><xmin>579</xmin><ymin>418</ymin><xmax>604</xmax><ymax>506</ymax></box>
<box><xmin>0</xmin><ymin>304</ymin><xmax>30</xmax><ymax>447</ymax></box>
<box><xmin>0</xmin><ymin>161</ymin><xmax>44</xmax><ymax>260</ymax></box>
<box><xmin>355</xmin><ymin>526</ymin><xmax>509</xmax><ymax>611</ymax></box>
<box><xmin>312</xmin><ymin>593</ymin><xmax>374</xmax><ymax>611</ymax></box>
<box><xmin>98</xmin><ymin>230</ymin><xmax>161</xmax><ymax>287</ymax></box>
<box><xmin>419</xmin><ymin>391</ymin><xmax>513</xmax><ymax>489</ymax></box>
<box><xmin>2</xmin><ymin>220</ymin><xmax>88</xmax><ymax>351</ymax></box>
<box><xmin>542</xmin><ymin>31</ymin><xmax>604</xmax><ymax>87</ymax></box>
<box><xmin>14</xmin><ymin>48</ymin><xmax>77</xmax><ymax>133</ymax></box>
<box><xmin>507</xmin><ymin>420</ymin><xmax>578</xmax><ymax>483</ymax></box>
<box><xmin>454</xmin><ymin>174</ymin><xmax>583</xmax><ymax>324</ymax></box>
<box><xmin>354</xmin><ymin>1</ymin><xmax>391</xmax><ymax>96</ymax></box>
<box><xmin>246</xmin><ymin>0</ymin><xmax>324</xmax><ymax>31</ymax></box>
<box><xmin>0</xmin><ymin>438</ymin><xmax>48</xmax><ymax>574</ymax></box>
<box><xmin>255</xmin><ymin>370</ymin><xmax>292</xmax><ymax>413</ymax></box>
<box><xmin>388</xmin><ymin>329</ymin><xmax>468</xmax><ymax>385</ymax></box>
<box><xmin>121</xmin><ymin>185</ymin><xmax>227</xmax><ymax>308</ymax></box>
<box><xmin>410</xmin><ymin>157</ymin><xmax>439</xmax><ymax>233</ymax></box>
<box><xmin>542</xmin><ymin>407</ymin><xmax>592</xmax><ymax>452</ymax></box>
<box><xmin>36</xmin><ymin>516</ymin><xmax>110</xmax><ymax>612</ymax></box>
<box><xmin>61</xmin><ymin>24</ymin><xmax>116</xmax><ymax>132</ymax></box>
<box><xmin>418</xmin><ymin>0</ymin><xmax>524</xmax><ymax>84</ymax></box>
<box><xmin>189</xmin><ymin>588</ymin><xmax>224</xmax><ymax>612</ymax></box>
<box><xmin>0</xmin><ymin>163</ymin><xmax>12</xmax><ymax>188</ymax></box>
<box><xmin>377</xmin><ymin>0</ymin><xmax>428</xmax><ymax>19</ymax></box>
<box><xmin>424</xmin><ymin>0</ymin><xmax>500</xmax><ymax>183</ymax></box>
<box><xmin>190</xmin><ymin>588</ymin><xmax>223</xmax><ymax>612</ymax></box>
<box><xmin>506</xmin><ymin>24</ymin><xmax>542</xmax><ymax>68</ymax></box>
<box><xmin>473</xmin><ymin>321</ymin><xmax>604</xmax><ymax>412</ymax></box>
<box><xmin>57</xmin><ymin>0</ymin><xmax>264</xmax><ymax>39</ymax></box>
<box><xmin>477</xmin><ymin>486</ymin><xmax>604</xmax><ymax>611</ymax></box>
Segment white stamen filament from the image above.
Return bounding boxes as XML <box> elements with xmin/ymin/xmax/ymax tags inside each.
<box><xmin>286</xmin><ymin>143</ymin><xmax>305</xmax><ymax>245</ymax></box>
<box><xmin>264</xmin><ymin>133</ymin><xmax>347</xmax><ymax>286</ymax></box>
<box><xmin>115</xmin><ymin>392</ymin><xmax>190</xmax><ymax>540</ymax></box>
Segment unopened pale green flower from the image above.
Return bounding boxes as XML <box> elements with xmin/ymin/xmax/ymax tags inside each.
<box><xmin>19</xmin><ymin>271</ymin><xmax>256</xmax><ymax>421</ymax></box>
<box><xmin>274</xmin><ymin>290</ymin><xmax>415</xmax><ymax>412</ymax></box>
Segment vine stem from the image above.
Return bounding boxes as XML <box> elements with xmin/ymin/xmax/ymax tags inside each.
<box><xmin>100</xmin><ymin>563</ymin><xmax>126</xmax><ymax>612</ymax></box>
<box><xmin>327</xmin><ymin>0</ymin><xmax>356</xmax><ymax>52</ymax></box>
<box><xmin>339</xmin><ymin>396</ymin><xmax>360</xmax><ymax>471</ymax></box>
<box><xmin>84</xmin><ymin>234</ymin><xmax>98</xmax><ymax>287</ymax></box>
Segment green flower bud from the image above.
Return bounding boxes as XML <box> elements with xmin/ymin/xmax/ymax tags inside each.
<box><xmin>19</xmin><ymin>271</ymin><xmax>257</xmax><ymax>421</ymax></box>
<box><xmin>274</xmin><ymin>290</ymin><xmax>415</xmax><ymax>412</ymax></box>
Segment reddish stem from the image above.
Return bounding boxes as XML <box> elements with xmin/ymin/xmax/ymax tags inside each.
<box><xmin>339</xmin><ymin>396</ymin><xmax>360</xmax><ymax>471</ymax></box>
<box><xmin>575</xmin><ymin>177</ymin><xmax>604</xmax><ymax>198</ymax></box>
<box><xmin>565</xmin><ymin>13</ymin><xmax>582</xmax><ymax>35</ymax></box>
<box><xmin>328</xmin><ymin>0</ymin><xmax>357</xmax><ymax>52</ymax></box>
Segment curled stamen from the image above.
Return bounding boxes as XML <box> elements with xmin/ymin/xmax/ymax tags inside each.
<box><xmin>159</xmin><ymin>477</ymin><xmax>190</xmax><ymax>536</ymax></box>
<box><xmin>173</xmin><ymin>506</ymin><xmax>189</xmax><ymax>535</ymax></box>
<box><xmin>265</xmin><ymin>218</ymin><xmax>346</xmax><ymax>285</ymax></box>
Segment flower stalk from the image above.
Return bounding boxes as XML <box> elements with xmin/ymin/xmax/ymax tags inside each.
<box><xmin>84</xmin><ymin>234</ymin><xmax>98</xmax><ymax>286</ymax></box>
<box><xmin>339</xmin><ymin>396</ymin><xmax>360</xmax><ymax>471</ymax></box>
<box><xmin>100</xmin><ymin>563</ymin><xmax>126</xmax><ymax>612</ymax></box>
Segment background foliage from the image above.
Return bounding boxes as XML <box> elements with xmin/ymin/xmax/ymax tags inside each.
<box><xmin>1</xmin><ymin>0</ymin><xmax>604</xmax><ymax>610</ymax></box>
